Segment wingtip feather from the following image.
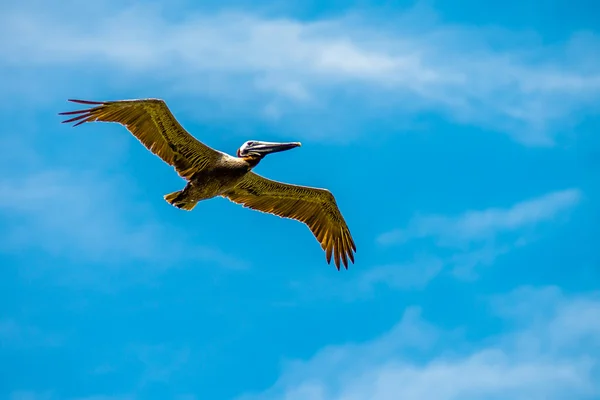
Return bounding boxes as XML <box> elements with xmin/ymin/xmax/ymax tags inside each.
<box><xmin>67</xmin><ymin>99</ymin><xmax>104</xmax><ymax>105</ymax></box>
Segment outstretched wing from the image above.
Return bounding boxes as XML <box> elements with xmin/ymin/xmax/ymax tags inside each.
<box><xmin>224</xmin><ymin>172</ymin><xmax>356</xmax><ymax>270</ymax></box>
<box><xmin>59</xmin><ymin>98</ymin><xmax>223</xmax><ymax>180</ymax></box>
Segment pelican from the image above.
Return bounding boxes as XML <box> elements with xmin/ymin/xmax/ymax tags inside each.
<box><xmin>59</xmin><ymin>98</ymin><xmax>356</xmax><ymax>269</ymax></box>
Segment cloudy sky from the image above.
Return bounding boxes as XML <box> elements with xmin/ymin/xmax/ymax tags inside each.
<box><xmin>0</xmin><ymin>0</ymin><xmax>599</xmax><ymax>399</ymax></box>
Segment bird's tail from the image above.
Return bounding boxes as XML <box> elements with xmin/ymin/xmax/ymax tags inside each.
<box><xmin>164</xmin><ymin>190</ymin><xmax>197</xmax><ymax>211</ymax></box>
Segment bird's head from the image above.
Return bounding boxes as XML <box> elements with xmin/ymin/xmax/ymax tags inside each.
<box><xmin>236</xmin><ymin>140</ymin><xmax>302</xmax><ymax>164</ymax></box>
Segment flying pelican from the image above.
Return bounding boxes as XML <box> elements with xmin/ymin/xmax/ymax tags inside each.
<box><xmin>59</xmin><ymin>98</ymin><xmax>356</xmax><ymax>269</ymax></box>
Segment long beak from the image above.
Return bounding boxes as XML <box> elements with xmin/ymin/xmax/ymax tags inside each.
<box><xmin>249</xmin><ymin>141</ymin><xmax>302</xmax><ymax>156</ymax></box>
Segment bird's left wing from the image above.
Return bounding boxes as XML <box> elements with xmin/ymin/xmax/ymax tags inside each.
<box><xmin>223</xmin><ymin>172</ymin><xmax>356</xmax><ymax>270</ymax></box>
<box><xmin>59</xmin><ymin>98</ymin><xmax>223</xmax><ymax>180</ymax></box>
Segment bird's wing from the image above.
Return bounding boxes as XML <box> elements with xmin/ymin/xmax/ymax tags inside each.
<box><xmin>59</xmin><ymin>98</ymin><xmax>223</xmax><ymax>180</ymax></box>
<box><xmin>224</xmin><ymin>172</ymin><xmax>356</xmax><ymax>270</ymax></box>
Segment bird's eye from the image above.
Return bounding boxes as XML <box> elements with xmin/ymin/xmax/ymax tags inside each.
<box><xmin>247</xmin><ymin>141</ymin><xmax>254</xmax><ymax>146</ymax></box>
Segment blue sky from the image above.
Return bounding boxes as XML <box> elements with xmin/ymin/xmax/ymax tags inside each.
<box><xmin>0</xmin><ymin>0</ymin><xmax>599</xmax><ymax>399</ymax></box>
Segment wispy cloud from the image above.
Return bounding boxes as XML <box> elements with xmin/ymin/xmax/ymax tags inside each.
<box><xmin>0</xmin><ymin>142</ymin><xmax>248</xmax><ymax>289</ymax></box>
<box><xmin>7</xmin><ymin>341</ymin><xmax>195</xmax><ymax>400</ymax></box>
<box><xmin>132</xmin><ymin>343</ymin><xmax>191</xmax><ymax>388</ymax></box>
<box><xmin>0</xmin><ymin>170</ymin><xmax>247</xmax><ymax>267</ymax></box>
<box><xmin>357</xmin><ymin>257</ymin><xmax>444</xmax><ymax>292</ymax></box>
<box><xmin>292</xmin><ymin>189</ymin><xmax>582</xmax><ymax>300</ymax></box>
<box><xmin>0</xmin><ymin>168</ymin><xmax>246</xmax><ymax>266</ymax></box>
<box><xmin>449</xmin><ymin>244</ymin><xmax>512</xmax><ymax>280</ymax></box>
<box><xmin>0</xmin><ymin>2</ymin><xmax>598</xmax><ymax>144</ymax></box>
<box><xmin>238</xmin><ymin>286</ymin><xmax>600</xmax><ymax>400</ymax></box>
<box><xmin>0</xmin><ymin>319</ymin><xmax>64</xmax><ymax>348</ymax></box>
<box><xmin>379</xmin><ymin>188</ymin><xmax>582</xmax><ymax>247</ymax></box>
<box><xmin>374</xmin><ymin>188</ymin><xmax>582</xmax><ymax>284</ymax></box>
<box><xmin>289</xmin><ymin>256</ymin><xmax>445</xmax><ymax>302</ymax></box>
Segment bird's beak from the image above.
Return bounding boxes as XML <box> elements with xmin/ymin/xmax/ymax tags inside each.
<box><xmin>249</xmin><ymin>141</ymin><xmax>302</xmax><ymax>156</ymax></box>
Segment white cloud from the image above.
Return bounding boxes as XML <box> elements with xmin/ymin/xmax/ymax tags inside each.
<box><xmin>375</xmin><ymin>189</ymin><xmax>581</xmax><ymax>282</ymax></box>
<box><xmin>0</xmin><ymin>1</ymin><xmax>598</xmax><ymax>144</ymax></box>
<box><xmin>238</xmin><ymin>286</ymin><xmax>600</xmax><ymax>400</ymax></box>
<box><xmin>379</xmin><ymin>188</ymin><xmax>582</xmax><ymax>247</ymax></box>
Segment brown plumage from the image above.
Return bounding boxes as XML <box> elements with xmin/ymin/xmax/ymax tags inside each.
<box><xmin>59</xmin><ymin>98</ymin><xmax>356</xmax><ymax>269</ymax></box>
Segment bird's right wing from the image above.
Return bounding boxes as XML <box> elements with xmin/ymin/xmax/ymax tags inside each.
<box><xmin>59</xmin><ymin>98</ymin><xmax>223</xmax><ymax>180</ymax></box>
<box><xmin>224</xmin><ymin>172</ymin><xmax>356</xmax><ymax>270</ymax></box>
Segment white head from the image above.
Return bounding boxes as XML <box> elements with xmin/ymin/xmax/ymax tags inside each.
<box><xmin>236</xmin><ymin>140</ymin><xmax>302</xmax><ymax>158</ymax></box>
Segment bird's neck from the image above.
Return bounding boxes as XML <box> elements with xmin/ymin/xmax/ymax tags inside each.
<box><xmin>241</xmin><ymin>155</ymin><xmax>262</xmax><ymax>170</ymax></box>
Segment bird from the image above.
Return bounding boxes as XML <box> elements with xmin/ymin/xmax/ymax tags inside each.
<box><xmin>59</xmin><ymin>98</ymin><xmax>356</xmax><ymax>270</ymax></box>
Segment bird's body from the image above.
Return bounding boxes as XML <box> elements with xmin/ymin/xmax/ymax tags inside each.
<box><xmin>164</xmin><ymin>154</ymin><xmax>254</xmax><ymax>210</ymax></box>
<box><xmin>59</xmin><ymin>98</ymin><xmax>356</xmax><ymax>269</ymax></box>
